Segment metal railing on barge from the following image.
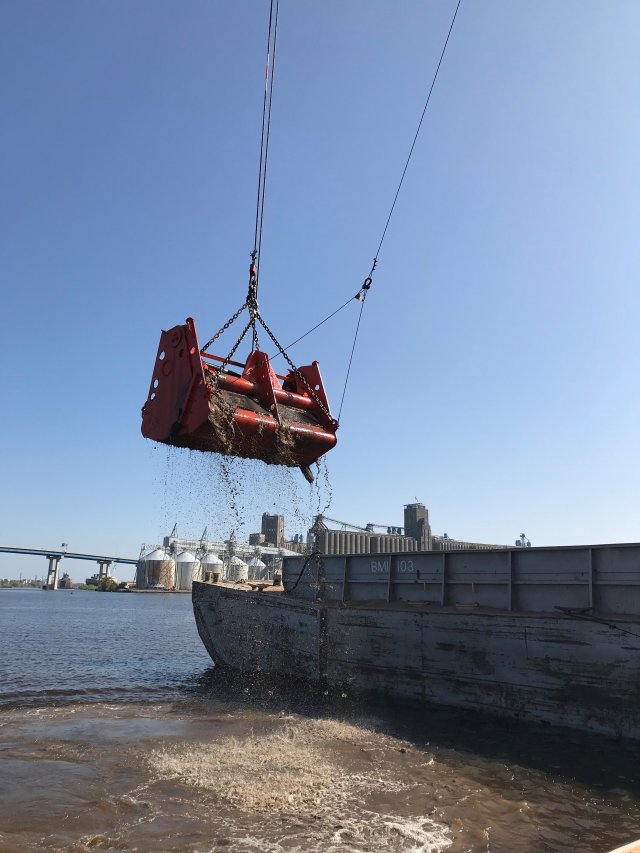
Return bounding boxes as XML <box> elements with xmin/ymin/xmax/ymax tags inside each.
<box><xmin>282</xmin><ymin>543</ymin><xmax>640</xmax><ymax>617</ymax></box>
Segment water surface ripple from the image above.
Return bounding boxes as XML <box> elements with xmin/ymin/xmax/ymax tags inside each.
<box><xmin>1</xmin><ymin>588</ymin><xmax>639</xmax><ymax>852</ymax></box>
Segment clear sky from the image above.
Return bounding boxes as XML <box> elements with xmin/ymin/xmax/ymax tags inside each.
<box><xmin>1</xmin><ymin>1</ymin><xmax>639</xmax><ymax>581</ymax></box>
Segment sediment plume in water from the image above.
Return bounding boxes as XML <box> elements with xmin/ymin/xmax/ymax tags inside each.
<box><xmin>148</xmin><ymin>715</ymin><xmax>453</xmax><ymax>851</ymax></box>
<box><xmin>150</xmin><ymin>721</ymin><xmax>339</xmax><ymax>811</ymax></box>
<box><xmin>5</xmin><ymin>591</ymin><xmax>640</xmax><ymax>852</ymax></box>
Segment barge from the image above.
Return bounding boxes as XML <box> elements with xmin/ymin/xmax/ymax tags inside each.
<box><xmin>192</xmin><ymin>542</ymin><xmax>640</xmax><ymax>738</ymax></box>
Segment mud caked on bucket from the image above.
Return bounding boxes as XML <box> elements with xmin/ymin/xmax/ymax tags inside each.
<box><xmin>141</xmin><ymin>318</ymin><xmax>338</xmax><ymax>482</ymax></box>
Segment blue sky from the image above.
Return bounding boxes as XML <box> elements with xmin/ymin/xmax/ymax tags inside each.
<box><xmin>1</xmin><ymin>1</ymin><xmax>639</xmax><ymax>581</ymax></box>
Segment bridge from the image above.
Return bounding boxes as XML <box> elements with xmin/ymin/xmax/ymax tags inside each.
<box><xmin>0</xmin><ymin>546</ymin><xmax>138</xmax><ymax>590</ymax></box>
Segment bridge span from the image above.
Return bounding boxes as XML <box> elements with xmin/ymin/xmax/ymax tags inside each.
<box><xmin>0</xmin><ymin>546</ymin><xmax>138</xmax><ymax>590</ymax></box>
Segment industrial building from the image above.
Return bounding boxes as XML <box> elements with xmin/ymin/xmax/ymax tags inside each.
<box><xmin>249</xmin><ymin>514</ymin><xmax>307</xmax><ymax>553</ymax></box>
<box><xmin>136</xmin><ymin>505</ymin><xmax>507</xmax><ymax>589</ymax></box>
<box><xmin>429</xmin><ymin>534</ymin><xmax>508</xmax><ymax>552</ymax></box>
<box><xmin>261</xmin><ymin>513</ymin><xmax>284</xmax><ymax>547</ymax></box>
<box><xmin>312</xmin><ymin>525</ymin><xmax>418</xmax><ymax>555</ymax></box>
<box><xmin>134</xmin><ymin>528</ymin><xmax>299</xmax><ymax>590</ymax></box>
<box><xmin>309</xmin><ymin>503</ymin><xmax>507</xmax><ymax>555</ymax></box>
<box><xmin>403</xmin><ymin>503</ymin><xmax>431</xmax><ymax>550</ymax></box>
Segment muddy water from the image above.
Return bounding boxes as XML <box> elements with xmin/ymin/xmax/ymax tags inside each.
<box><xmin>1</xmin><ymin>590</ymin><xmax>639</xmax><ymax>852</ymax></box>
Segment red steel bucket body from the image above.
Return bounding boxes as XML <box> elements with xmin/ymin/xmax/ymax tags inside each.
<box><xmin>141</xmin><ymin>318</ymin><xmax>338</xmax><ymax>467</ymax></box>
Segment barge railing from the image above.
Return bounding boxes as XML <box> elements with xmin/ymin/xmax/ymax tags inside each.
<box><xmin>282</xmin><ymin>543</ymin><xmax>640</xmax><ymax>617</ymax></box>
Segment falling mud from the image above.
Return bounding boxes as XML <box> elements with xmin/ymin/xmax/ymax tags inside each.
<box><xmin>148</xmin><ymin>356</ymin><xmax>336</xmax><ymax>549</ymax></box>
<box><xmin>155</xmin><ymin>423</ymin><xmax>332</xmax><ymax>548</ymax></box>
<box><xmin>154</xmin><ymin>447</ymin><xmax>324</xmax><ymax>548</ymax></box>
<box><xmin>315</xmin><ymin>456</ymin><xmax>333</xmax><ymax>519</ymax></box>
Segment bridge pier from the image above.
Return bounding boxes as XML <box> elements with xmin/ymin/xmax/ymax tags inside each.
<box><xmin>44</xmin><ymin>555</ymin><xmax>61</xmax><ymax>590</ymax></box>
<box><xmin>97</xmin><ymin>560</ymin><xmax>113</xmax><ymax>582</ymax></box>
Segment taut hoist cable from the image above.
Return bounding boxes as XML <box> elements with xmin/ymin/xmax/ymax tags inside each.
<box><xmin>201</xmin><ymin>0</ymin><xmax>281</xmax><ymax>358</ymax></box>
<box><xmin>203</xmin><ymin>0</ymin><xmax>461</xmax><ymax>433</ymax></box>
<box><xmin>371</xmin><ymin>0</ymin><xmax>462</xmax><ymax>271</ymax></box>
<box><xmin>279</xmin><ymin>295</ymin><xmax>357</xmax><ymax>354</ymax></box>
<box><xmin>338</xmin><ymin>290</ymin><xmax>366</xmax><ymax>420</ymax></box>
<box><xmin>255</xmin><ymin>0</ymin><xmax>279</xmax><ymax>288</ymax></box>
<box><xmin>270</xmin><ymin>1</ymin><xmax>463</xmax><ymax>407</ymax></box>
<box><xmin>337</xmin><ymin>0</ymin><xmax>462</xmax><ymax>416</ymax></box>
<box><xmin>199</xmin><ymin>0</ymin><xmax>331</xmax><ymax>428</ymax></box>
<box><xmin>248</xmin><ymin>0</ymin><xmax>280</xmax><ymax>350</ymax></box>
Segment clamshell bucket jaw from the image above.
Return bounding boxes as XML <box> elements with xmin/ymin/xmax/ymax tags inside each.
<box><xmin>141</xmin><ymin>318</ymin><xmax>338</xmax><ymax>472</ymax></box>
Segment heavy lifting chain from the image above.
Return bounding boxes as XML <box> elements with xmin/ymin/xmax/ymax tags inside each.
<box><xmin>199</xmin><ymin>301</ymin><xmax>253</xmax><ymax>396</ymax></box>
<box><xmin>200</xmin><ymin>301</ymin><xmax>248</xmax><ymax>354</ymax></box>
<box><xmin>198</xmin><ymin>289</ymin><xmax>335</xmax><ymax>426</ymax></box>
<box><xmin>247</xmin><ymin>253</ymin><xmax>260</xmax><ymax>351</ymax></box>
<box><xmin>201</xmin><ymin>250</ymin><xmax>262</xmax><ymax>361</ymax></box>
<box><xmin>205</xmin><ymin>316</ymin><xmax>254</xmax><ymax>393</ymax></box>
<box><xmin>219</xmin><ymin>318</ymin><xmax>254</xmax><ymax>371</ymax></box>
<box><xmin>257</xmin><ymin>313</ymin><xmax>337</xmax><ymax>425</ymax></box>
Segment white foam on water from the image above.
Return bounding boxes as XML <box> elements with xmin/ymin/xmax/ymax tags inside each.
<box><xmin>205</xmin><ymin>810</ymin><xmax>452</xmax><ymax>853</ymax></box>
<box><xmin>324</xmin><ymin>812</ymin><xmax>452</xmax><ymax>853</ymax></box>
<box><xmin>149</xmin><ymin>721</ymin><xmax>337</xmax><ymax>811</ymax></box>
<box><xmin>146</xmin><ymin>715</ymin><xmax>452</xmax><ymax>851</ymax></box>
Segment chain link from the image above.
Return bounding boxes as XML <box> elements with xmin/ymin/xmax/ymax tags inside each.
<box><xmin>200</xmin><ymin>302</ymin><xmax>248</xmax><ymax>353</ymax></box>
<box><xmin>199</xmin><ymin>291</ymin><xmax>337</xmax><ymax>427</ymax></box>
<box><xmin>200</xmin><ymin>301</ymin><xmax>252</xmax><ymax>390</ymax></box>
<box><xmin>218</xmin><ymin>319</ymin><xmax>253</xmax><ymax>373</ymax></box>
<box><xmin>248</xmin><ymin>276</ymin><xmax>260</xmax><ymax>351</ymax></box>
<box><xmin>206</xmin><ymin>318</ymin><xmax>254</xmax><ymax>392</ymax></box>
<box><xmin>257</xmin><ymin>315</ymin><xmax>337</xmax><ymax>425</ymax></box>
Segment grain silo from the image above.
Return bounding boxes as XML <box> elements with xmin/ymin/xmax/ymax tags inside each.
<box><xmin>175</xmin><ymin>550</ymin><xmax>198</xmax><ymax>591</ymax></box>
<box><xmin>248</xmin><ymin>554</ymin><xmax>267</xmax><ymax>581</ymax></box>
<box><xmin>201</xmin><ymin>551</ymin><xmax>223</xmax><ymax>581</ymax></box>
<box><xmin>143</xmin><ymin>548</ymin><xmax>175</xmax><ymax>589</ymax></box>
<box><xmin>228</xmin><ymin>555</ymin><xmax>249</xmax><ymax>582</ymax></box>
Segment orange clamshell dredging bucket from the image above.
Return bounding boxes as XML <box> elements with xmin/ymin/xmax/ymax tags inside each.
<box><xmin>141</xmin><ymin>318</ymin><xmax>338</xmax><ymax>473</ymax></box>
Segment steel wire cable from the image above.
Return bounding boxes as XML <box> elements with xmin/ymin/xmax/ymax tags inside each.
<box><xmin>255</xmin><ymin>0</ymin><xmax>280</xmax><ymax>284</ymax></box>
<box><xmin>269</xmin><ymin>295</ymin><xmax>356</xmax><ymax>361</ymax></box>
<box><xmin>202</xmin><ymin>0</ymin><xmax>280</xmax><ymax>358</ymax></box>
<box><xmin>338</xmin><ymin>296</ymin><xmax>366</xmax><ymax>420</ymax></box>
<box><xmin>337</xmin><ymin>0</ymin><xmax>462</xmax><ymax>417</ymax></box>
<box><xmin>204</xmin><ymin>0</ymin><xmax>462</xmax><ymax>426</ymax></box>
<box><xmin>253</xmin><ymin>0</ymin><xmax>277</xmax><ymax>259</ymax></box>
<box><xmin>372</xmin><ymin>0</ymin><xmax>462</xmax><ymax>264</ymax></box>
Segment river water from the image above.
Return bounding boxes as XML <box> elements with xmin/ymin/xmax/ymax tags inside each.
<box><xmin>1</xmin><ymin>588</ymin><xmax>639</xmax><ymax>852</ymax></box>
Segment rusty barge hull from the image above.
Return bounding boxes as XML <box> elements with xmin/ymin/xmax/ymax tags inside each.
<box><xmin>192</xmin><ymin>542</ymin><xmax>640</xmax><ymax>739</ymax></box>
